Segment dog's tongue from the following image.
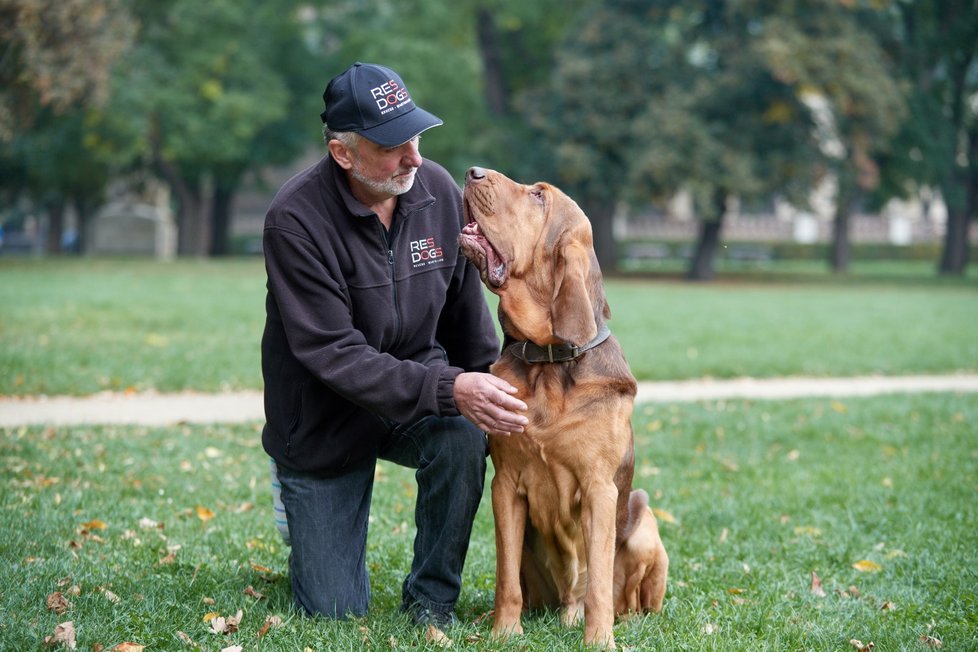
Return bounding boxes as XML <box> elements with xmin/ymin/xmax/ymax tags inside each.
<box><xmin>461</xmin><ymin>221</ymin><xmax>506</xmax><ymax>287</ymax></box>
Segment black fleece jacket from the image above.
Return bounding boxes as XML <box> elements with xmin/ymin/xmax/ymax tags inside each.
<box><xmin>261</xmin><ymin>155</ymin><xmax>499</xmax><ymax>474</ymax></box>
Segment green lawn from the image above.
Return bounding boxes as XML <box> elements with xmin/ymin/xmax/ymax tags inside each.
<box><xmin>1</xmin><ymin>258</ymin><xmax>975</xmax><ymax>396</ymax></box>
<box><xmin>2</xmin><ymin>257</ymin><xmax>976</xmax><ymax>649</ymax></box>
<box><xmin>2</xmin><ymin>393</ymin><xmax>975</xmax><ymax>649</ymax></box>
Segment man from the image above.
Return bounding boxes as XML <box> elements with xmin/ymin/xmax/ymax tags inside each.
<box><xmin>261</xmin><ymin>62</ymin><xmax>528</xmax><ymax>631</ymax></box>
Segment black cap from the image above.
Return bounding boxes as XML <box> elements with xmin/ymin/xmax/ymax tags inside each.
<box><xmin>320</xmin><ymin>62</ymin><xmax>443</xmax><ymax>147</ymax></box>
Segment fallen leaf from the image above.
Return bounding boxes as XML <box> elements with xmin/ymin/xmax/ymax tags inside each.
<box><xmin>848</xmin><ymin>640</ymin><xmax>874</xmax><ymax>651</ymax></box>
<box><xmin>810</xmin><ymin>572</ymin><xmax>827</xmax><ymax>598</ymax></box>
<box><xmin>425</xmin><ymin>624</ymin><xmax>453</xmax><ymax>647</ymax></box>
<box><xmin>99</xmin><ymin>587</ymin><xmax>120</xmax><ymax>603</ymax></box>
<box><xmin>852</xmin><ymin>560</ymin><xmax>882</xmax><ymax>573</ymax></box>
<box><xmin>195</xmin><ymin>506</ymin><xmax>215</xmax><ymax>523</ymax></box>
<box><xmin>831</xmin><ymin>401</ymin><xmax>848</xmax><ymax>413</ymax></box>
<box><xmin>920</xmin><ymin>635</ymin><xmax>942</xmax><ymax>648</ymax></box>
<box><xmin>82</xmin><ymin>519</ymin><xmax>107</xmax><ymax>530</ymax></box>
<box><xmin>176</xmin><ymin>631</ymin><xmax>197</xmax><ymax>647</ymax></box>
<box><xmin>202</xmin><ymin>597</ymin><xmax>216</xmax><ymax>605</ymax></box>
<box><xmin>47</xmin><ymin>591</ymin><xmax>72</xmax><ymax>614</ymax></box>
<box><xmin>652</xmin><ymin>508</ymin><xmax>677</xmax><ymax>524</ymax></box>
<box><xmin>794</xmin><ymin>526</ymin><xmax>822</xmax><ymax>537</ymax></box>
<box><xmin>202</xmin><ymin>612</ymin><xmax>219</xmax><ymax>622</ymax></box>
<box><xmin>209</xmin><ymin>609</ymin><xmax>243</xmax><ymax>635</ymax></box>
<box><xmin>243</xmin><ymin>585</ymin><xmax>265</xmax><ymax>600</ymax></box>
<box><xmin>220</xmin><ymin>647</ymin><xmax>243</xmax><ymax>652</ymax></box>
<box><xmin>111</xmin><ymin>644</ymin><xmax>145</xmax><ymax>652</ymax></box>
<box><xmin>702</xmin><ymin>623</ymin><xmax>718</xmax><ymax>634</ymax></box>
<box><xmin>250</xmin><ymin>562</ymin><xmax>274</xmax><ymax>573</ymax></box>
<box><xmin>43</xmin><ymin>621</ymin><xmax>76</xmax><ymax>649</ymax></box>
<box><xmin>880</xmin><ymin>600</ymin><xmax>896</xmax><ymax>611</ymax></box>
<box><xmin>204</xmin><ymin>446</ymin><xmax>222</xmax><ymax>458</ymax></box>
<box><xmin>257</xmin><ymin>615</ymin><xmax>282</xmax><ymax>637</ymax></box>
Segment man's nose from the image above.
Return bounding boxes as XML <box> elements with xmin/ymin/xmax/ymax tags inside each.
<box><xmin>401</xmin><ymin>138</ymin><xmax>422</xmax><ymax>167</ymax></box>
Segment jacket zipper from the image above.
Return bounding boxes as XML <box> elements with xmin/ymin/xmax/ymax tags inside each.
<box><xmin>380</xmin><ymin>222</ymin><xmax>401</xmax><ymax>344</ymax></box>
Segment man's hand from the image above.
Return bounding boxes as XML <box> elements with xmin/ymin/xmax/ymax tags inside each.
<box><xmin>453</xmin><ymin>372</ymin><xmax>529</xmax><ymax>436</ymax></box>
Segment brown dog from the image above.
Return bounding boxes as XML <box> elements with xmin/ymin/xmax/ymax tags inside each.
<box><xmin>458</xmin><ymin>167</ymin><xmax>668</xmax><ymax>648</ymax></box>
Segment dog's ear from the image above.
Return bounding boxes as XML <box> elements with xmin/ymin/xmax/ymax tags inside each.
<box><xmin>551</xmin><ymin>240</ymin><xmax>598</xmax><ymax>347</ymax></box>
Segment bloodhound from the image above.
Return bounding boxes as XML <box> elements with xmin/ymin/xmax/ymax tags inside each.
<box><xmin>458</xmin><ymin>167</ymin><xmax>668</xmax><ymax>648</ymax></box>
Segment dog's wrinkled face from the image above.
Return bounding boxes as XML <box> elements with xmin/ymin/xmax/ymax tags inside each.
<box><xmin>459</xmin><ymin>168</ymin><xmax>590</xmax><ymax>289</ymax></box>
<box><xmin>459</xmin><ymin>167</ymin><xmax>604</xmax><ymax>347</ymax></box>
<box><xmin>459</xmin><ymin>167</ymin><xmax>560</xmax><ymax>290</ymax></box>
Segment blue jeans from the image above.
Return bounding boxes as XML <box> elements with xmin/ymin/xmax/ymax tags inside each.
<box><xmin>274</xmin><ymin>415</ymin><xmax>488</xmax><ymax>619</ymax></box>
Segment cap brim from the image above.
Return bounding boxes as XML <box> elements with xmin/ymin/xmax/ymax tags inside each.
<box><xmin>358</xmin><ymin>106</ymin><xmax>444</xmax><ymax>148</ymax></box>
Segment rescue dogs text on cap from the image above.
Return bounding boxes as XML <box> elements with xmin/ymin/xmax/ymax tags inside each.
<box><xmin>320</xmin><ymin>62</ymin><xmax>443</xmax><ymax>148</ymax></box>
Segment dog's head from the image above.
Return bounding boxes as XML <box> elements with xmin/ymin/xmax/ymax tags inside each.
<box><xmin>459</xmin><ymin>167</ymin><xmax>609</xmax><ymax>347</ymax></box>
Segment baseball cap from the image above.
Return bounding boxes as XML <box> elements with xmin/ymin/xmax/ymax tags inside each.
<box><xmin>320</xmin><ymin>62</ymin><xmax>443</xmax><ymax>148</ymax></box>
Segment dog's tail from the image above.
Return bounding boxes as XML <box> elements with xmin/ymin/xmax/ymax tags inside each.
<box><xmin>617</xmin><ymin>488</ymin><xmax>649</xmax><ymax>546</ymax></box>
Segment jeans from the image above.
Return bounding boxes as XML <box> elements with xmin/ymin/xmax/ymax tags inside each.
<box><xmin>274</xmin><ymin>415</ymin><xmax>488</xmax><ymax>619</ymax></box>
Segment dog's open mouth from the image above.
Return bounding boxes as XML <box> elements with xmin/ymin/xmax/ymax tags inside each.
<box><xmin>459</xmin><ymin>220</ymin><xmax>507</xmax><ymax>287</ymax></box>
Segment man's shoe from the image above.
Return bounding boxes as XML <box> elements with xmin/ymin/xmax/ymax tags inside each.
<box><xmin>403</xmin><ymin>602</ymin><xmax>457</xmax><ymax>630</ymax></box>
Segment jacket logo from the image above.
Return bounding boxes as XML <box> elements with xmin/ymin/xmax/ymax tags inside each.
<box><xmin>410</xmin><ymin>236</ymin><xmax>444</xmax><ymax>267</ymax></box>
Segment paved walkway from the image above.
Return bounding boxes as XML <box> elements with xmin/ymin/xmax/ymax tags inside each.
<box><xmin>2</xmin><ymin>374</ymin><xmax>977</xmax><ymax>427</ymax></box>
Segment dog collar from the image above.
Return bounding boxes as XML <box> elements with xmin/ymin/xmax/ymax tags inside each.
<box><xmin>507</xmin><ymin>324</ymin><xmax>612</xmax><ymax>364</ymax></box>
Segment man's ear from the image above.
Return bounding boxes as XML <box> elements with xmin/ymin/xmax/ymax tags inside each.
<box><xmin>328</xmin><ymin>139</ymin><xmax>355</xmax><ymax>170</ymax></box>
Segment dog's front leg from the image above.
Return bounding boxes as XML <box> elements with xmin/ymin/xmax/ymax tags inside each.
<box><xmin>491</xmin><ymin>473</ymin><xmax>527</xmax><ymax>639</ymax></box>
<box><xmin>582</xmin><ymin>481</ymin><xmax>618</xmax><ymax>648</ymax></box>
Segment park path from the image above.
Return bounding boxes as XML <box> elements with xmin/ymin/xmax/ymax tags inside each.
<box><xmin>1</xmin><ymin>374</ymin><xmax>977</xmax><ymax>428</ymax></box>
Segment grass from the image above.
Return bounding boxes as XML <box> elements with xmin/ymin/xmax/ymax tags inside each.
<box><xmin>2</xmin><ymin>257</ymin><xmax>976</xmax><ymax>649</ymax></box>
<box><xmin>1</xmin><ymin>257</ymin><xmax>976</xmax><ymax>396</ymax></box>
<box><xmin>2</xmin><ymin>392</ymin><xmax>976</xmax><ymax>650</ymax></box>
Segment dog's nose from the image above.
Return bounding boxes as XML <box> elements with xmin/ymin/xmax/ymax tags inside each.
<box><xmin>466</xmin><ymin>167</ymin><xmax>486</xmax><ymax>183</ymax></box>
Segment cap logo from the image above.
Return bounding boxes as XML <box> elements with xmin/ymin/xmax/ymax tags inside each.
<box><xmin>370</xmin><ymin>79</ymin><xmax>413</xmax><ymax>116</ymax></box>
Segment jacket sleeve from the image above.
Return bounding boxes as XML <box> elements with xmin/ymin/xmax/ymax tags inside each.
<box><xmin>264</xmin><ymin>219</ymin><xmax>464</xmax><ymax>423</ymax></box>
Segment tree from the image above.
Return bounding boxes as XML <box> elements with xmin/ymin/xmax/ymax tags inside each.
<box><xmin>878</xmin><ymin>1</ymin><xmax>978</xmax><ymax>276</ymax></box>
<box><xmin>758</xmin><ymin>5</ymin><xmax>906</xmax><ymax>273</ymax></box>
<box><xmin>530</xmin><ymin>0</ymin><xmax>823</xmax><ymax>278</ymax></box>
<box><xmin>0</xmin><ymin>0</ymin><xmax>134</xmax><ymax>141</ymax></box>
<box><xmin>109</xmin><ymin>0</ymin><xmax>323</xmax><ymax>256</ymax></box>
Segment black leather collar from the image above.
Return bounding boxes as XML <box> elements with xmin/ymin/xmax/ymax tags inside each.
<box><xmin>506</xmin><ymin>324</ymin><xmax>612</xmax><ymax>364</ymax></box>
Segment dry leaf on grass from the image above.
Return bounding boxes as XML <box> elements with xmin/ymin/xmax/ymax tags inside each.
<box><xmin>209</xmin><ymin>609</ymin><xmax>243</xmax><ymax>635</ymax></box>
<box><xmin>257</xmin><ymin>615</ymin><xmax>282</xmax><ymax>638</ymax></box>
<box><xmin>852</xmin><ymin>560</ymin><xmax>882</xmax><ymax>573</ymax></box>
<box><xmin>920</xmin><ymin>635</ymin><xmax>942</xmax><ymax>648</ymax></box>
<box><xmin>111</xmin><ymin>644</ymin><xmax>145</xmax><ymax>652</ymax></box>
<box><xmin>425</xmin><ymin>624</ymin><xmax>453</xmax><ymax>647</ymax></box>
<box><xmin>849</xmin><ymin>639</ymin><xmax>874</xmax><ymax>651</ymax></box>
<box><xmin>47</xmin><ymin>591</ymin><xmax>72</xmax><ymax>614</ymax></box>
<box><xmin>43</xmin><ymin>621</ymin><xmax>76</xmax><ymax>649</ymax></box>
<box><xmin>652</xmin><ymin>508</ymin><xmax>677</xmax><ymax>524</ymax></box>
<box><xmin>195</xmin><ymin>506</ymin><xmax>215</xmax><ymax>523</ymax></box>
<box><xmin>810</xmin><ymin>572</ymin><xmax>827</xmax><ymax>598</ymax></box>
<box><xmin>243</xmin><ymin>585</ymin><xmax>264</xmax><ymax>600</ymax></box>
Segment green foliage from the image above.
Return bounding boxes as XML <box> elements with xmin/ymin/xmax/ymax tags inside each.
<box><xmin>2</xmin><ymin>393</ymin><xmax>976</xmax><ymax>648</ymax></box>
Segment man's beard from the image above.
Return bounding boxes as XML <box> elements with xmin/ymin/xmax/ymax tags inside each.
<box><xmin>350</xmin><ymin>159</ymin><xmax>417</xmax><ymax>197</ymax></box>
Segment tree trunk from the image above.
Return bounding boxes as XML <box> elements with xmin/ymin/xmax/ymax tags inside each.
<box><xmin>829</xmin><ymin>182</ymin><xmax>859</xmax><ymax>274</ymax></box>
<box><xmin>73</xmin><ymin>197</ymin><xmax>97</xmax><ymax>256</ymax></box>
<box><xmin>686</xmin><ymin>189</ymin><xmax>727</xmax><ymax>281</ymax></box>
<box><xmin>210</xmin><ymin>182</ymin><xmax>235</xmax><ymax>256</ymax></box>
<box><xmin>475</xmin><ymin>7</ymin><xmax>509</xmax><ymax>118</ymax></box>
<box><xmin>939</xmin><ymin>207</ymin><xmax>970</xmax><ymax>274</ymax></box>
<box><xmin>44</xmin><ymin>198</ymin><xmax>65</xmax><ymax>255</ymax></box>
<box><xmin>938</xmin><ymin>129</ymin><xmax>975</xmax><ymax>275</ymax></box>
<box><xmin>582</xmin><ymin>197</ymin><xmax>618</xmax><ymax>274</ymax></box>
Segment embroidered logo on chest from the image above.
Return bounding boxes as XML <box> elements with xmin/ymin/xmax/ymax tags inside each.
<box><xmin>409</xmin><ymin>236</ymin><xmax>445</xmax><ymax>267</ymax></box>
